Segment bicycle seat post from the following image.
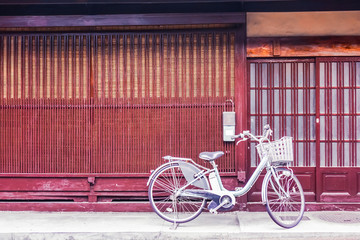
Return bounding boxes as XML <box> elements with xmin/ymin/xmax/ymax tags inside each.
<box><xmin>209</xmin><ymin>160</ymin><xmax>218</xmax><ymax>170</ymax></box>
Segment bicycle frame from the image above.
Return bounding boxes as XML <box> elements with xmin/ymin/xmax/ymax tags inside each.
<box><xmin>168</xmin><ymin>153</ymin><xmax>272</xmax><ymax>202</ymax></box>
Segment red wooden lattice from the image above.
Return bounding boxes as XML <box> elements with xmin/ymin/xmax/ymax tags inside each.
<box><xmin>248</xmin><ymin>57</ymin><xmax>360</xmax><ymax>204</ymax></box>
<box><xmin>317</xmin><ymin>57</ymin><xmax>360</xmax><ymax>167</ymax></box>
<box><xmin>0</xmin><ymin>29</ymin><xmax>236</xmax><ymax>174</ymax></box>
<box><xmin>248</xmin><ymin>59</ymin><xmax>316</xmax><ymax>167</ymax></box>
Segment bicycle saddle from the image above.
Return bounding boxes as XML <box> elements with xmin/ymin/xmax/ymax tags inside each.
<box><xmin>199</xmin><ymin>151</ymin><xmax>224</xmax><ymax>162</ymax></box>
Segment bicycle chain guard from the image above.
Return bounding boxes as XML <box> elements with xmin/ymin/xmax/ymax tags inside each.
<box><xmin>208</xmin><ymin>193</ymin><xmax>236</xmax><ymax>212</ymax></box>
<box><xmin>178</xmin><ymin>162</ymin><xmax>210</xmax><ymax>190</ymax></box>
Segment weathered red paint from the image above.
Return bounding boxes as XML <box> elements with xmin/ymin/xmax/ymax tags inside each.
<box><xmin>247</xmin><ymin>37</ymin><xmax>360</xmax><ymax>58</ymax></box>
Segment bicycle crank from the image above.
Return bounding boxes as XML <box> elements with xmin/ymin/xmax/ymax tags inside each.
<box><xmin>208</xmin><ymin>193</ymin><xmax>235</xmax><ymax>214</ymax></box>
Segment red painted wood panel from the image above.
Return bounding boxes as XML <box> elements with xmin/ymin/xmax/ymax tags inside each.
<box><xmin>0</xmin><ymin>177</ymin><xmax>90</xmax><ymax>191</ymax></box>
<box><xmin>93</xmin><ymin>178</ymin><xmax>147</xmax><ymax>192</ymax></box>
<box><xmin>0</xmin><ymin>202</ymin><xmax>154</xmax><ymax>212</ymax></box>
<box><xmin>319</xmin><ymin>168</ymin><xmax>360</xmax><ymax>202</ymax></box>
<box><xmin>247</xmin><ymin>167</ymin><xmax>316</xmax><ymax>203</ymax></box>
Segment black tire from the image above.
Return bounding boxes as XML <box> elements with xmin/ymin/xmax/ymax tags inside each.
<box><xmin>263</xmin><ymin>168</ymin><xmax>305</xmax><ymax>228</ymax></box>
<box><xmin>148</xmin><ymin>163</ymin><xmax>207</xmax><ymax>223</ymax></box>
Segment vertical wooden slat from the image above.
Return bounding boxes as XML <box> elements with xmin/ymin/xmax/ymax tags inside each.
<box><xmin>0</xmin><ymin>36</ymin><xmax>3</xmax><ymax>101</ymax></box>
<box><xmin>208</xmin><ymin>33</ymin><xmax>213</xmax><ymax>99</ymax></box>
<box><xmin>350</xmin><ymin>61</ymin><xmax>356</xmax><ymax>166</ymax></box>
<box><xmin>6</xmin><ymin>36</ymin><xmax>10</xmax><ymax>100</ymax></box>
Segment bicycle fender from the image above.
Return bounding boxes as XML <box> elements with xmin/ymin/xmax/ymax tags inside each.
<box><xmin>261</xmin><ymin>170</ymin><xmax>272</xmax><ymax>204</ymax></box>
<box><xmin>146</xmin><ymin>162</ymin><xmax>176</xmax><ymax>186</ymax></box>
<box><xmin>147</xmin><ymin>161</ymin><xmax>210</xmax><ymax>190</ymax></box>
<box><xmin>261</xmin><ymin>167</ymin><xmax>290</xmax><ymax>204</ymax></box>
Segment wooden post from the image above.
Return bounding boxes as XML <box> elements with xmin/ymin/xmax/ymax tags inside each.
<box><xmin>234</xmin><ymin>23</ymin><xmax>247</xmax><ymax>207</ymax></box>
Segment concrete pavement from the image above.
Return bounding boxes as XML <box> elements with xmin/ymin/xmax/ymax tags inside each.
<box><xmin>0</xmin><ymin>210</ymin><xmax>359</xmax><ymax>239</ymax></box>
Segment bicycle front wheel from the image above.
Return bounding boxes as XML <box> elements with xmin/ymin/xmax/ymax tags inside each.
<box><xmin>148</xmin><ymin>163</ymin><xmax>207</xmax><ymax>223</ymax></box>
<box><xmin>263</xmin><ymin>168</ymin><xmax>305</xmax><ymax>228</ymax></box>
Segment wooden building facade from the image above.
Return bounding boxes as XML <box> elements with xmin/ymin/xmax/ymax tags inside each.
<box><xmin>0</xmin><ymin>1</ymin><xmax>359</xmax><ymax>211</ymax></box>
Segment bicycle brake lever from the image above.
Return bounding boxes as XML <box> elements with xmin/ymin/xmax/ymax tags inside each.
<box><xmin>162</xmin><ymin>156</ymin><xmax>172</xmax><ymax>161</ymax></box>
<box><xmin>231</xmin><ymin>134</ymin><xmax>242</xmax><ymax>140</ymax></box>
<box><xmin>236</xmin><ymin>138</ymin><xmax>248</xmax><ymax>146</ymax></box>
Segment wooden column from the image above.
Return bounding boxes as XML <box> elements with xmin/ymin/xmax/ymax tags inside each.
<box><xmin>234</xmin><ymin>24</ymin><xmax>247</xmax><ymax>192</ymax></box>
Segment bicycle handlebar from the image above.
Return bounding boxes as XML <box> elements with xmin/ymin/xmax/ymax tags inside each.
<box><xmin>232</xmin><ymin>124</ymin><xmax>272</xmax><ymax>143</ymax></box>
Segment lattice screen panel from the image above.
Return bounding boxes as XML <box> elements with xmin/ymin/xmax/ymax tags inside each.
<box><xmin>0</xmin><ymin>29</ymin><xmax>236</xmax><ymax>173</ymax></box>
<box><xmin>248</xmin><ymin>59</ymin><xmax>316</xmax><ymax>167</ymax></box>
<box><xmin>318</xmin><ymin>58</ymin><xmax>360</xmax><ymax>167</ymax></box>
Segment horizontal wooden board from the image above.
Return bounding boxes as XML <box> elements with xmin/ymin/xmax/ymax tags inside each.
<box><xmin>247</xmin><ymin>37</ymin><xmax>360</xmax><ymax>57</ymax></box>
<box><xmin>0</xmin><ymin>13</ymin><xmax>245</xmax><ymax>28</ymax></box>
<box><xmin>0</xmin><ymin>177</ymin><xmax>90</xmax><ymax>192</ymax></box>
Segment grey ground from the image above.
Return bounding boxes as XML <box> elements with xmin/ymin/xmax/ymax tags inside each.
<box><xmin>0</xmin><ymin>211</ymin><xmax>359</xmax><ymax>240</ymax></box>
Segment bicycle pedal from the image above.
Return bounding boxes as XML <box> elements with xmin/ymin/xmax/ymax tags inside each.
<box><xmin>209</xmin><ymin>209</ymin><xmax>218</xmax><ymax>215</ymax></box>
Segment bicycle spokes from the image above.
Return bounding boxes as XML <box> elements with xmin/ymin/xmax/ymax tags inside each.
<box><xmin>148</xmin><ymin>164</ymin><xmax>207</xmax><ymax>223</ymax></box>
<box><xmin>264</xmin><ymin>168</ymin><xmax>305</xmax><ymax>228</ymax></box>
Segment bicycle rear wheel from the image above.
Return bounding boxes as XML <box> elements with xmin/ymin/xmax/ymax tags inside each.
<box><xmin>148</xmin><ymin>163</ymin><xmax>207</xmax><ymax>223</ymax></box>
<box><xmin>263</xmin><ymin>168</ymin><xmax>305</xmax><ymax>228</ymax></box>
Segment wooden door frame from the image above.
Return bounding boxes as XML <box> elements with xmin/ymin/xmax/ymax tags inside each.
<box><xmin>245</xmin><ymin>56</ymin><xmax>360</xmax><ymax>210</ymax></box>
<box><xmin>315</xmin><ymin>56</ymin><xmax>360</xmax><ymax>203</ymax></box>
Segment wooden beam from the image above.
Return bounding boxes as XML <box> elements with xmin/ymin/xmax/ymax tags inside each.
<box><xmin>247</xmin><ymin>37</ymin><xmax>360</xmax><ymax>57</ymax></box>
<box><xmin>1</xmin><ymin>1</ymin><xmax>360</xmax><ymax>14</ymax></box>
<box><xmin>0</xmin><ymin>13</ymin><xmax>245</xmax><ymax>28</ymax></box>
<box><xmin>247</xmin><ymin>11</ymin><xmax>360</xmax><ymax>37</ymax></box>
<box><xmin>0</xmin><ymin>202</ymin><xmax>154</xmax><ymax>212</ymax></box>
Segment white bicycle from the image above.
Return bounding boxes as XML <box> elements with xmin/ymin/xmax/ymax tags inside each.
<box><xmin>147</xmin><ymin>125</ymin><xmax>305</xmax><ymax>228</ymax></box>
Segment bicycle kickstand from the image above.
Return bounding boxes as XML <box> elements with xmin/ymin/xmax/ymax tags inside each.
<box><xmin>171</xmin><ymin>221</ymin><xmax>179</xmax><ymax>230</ymax></box>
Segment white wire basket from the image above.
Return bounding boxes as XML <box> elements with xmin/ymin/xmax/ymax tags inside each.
<box><xmin>256</xmin><ymin>136</ymin><xmax>294</xmax><ymax>164</ymax></box>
